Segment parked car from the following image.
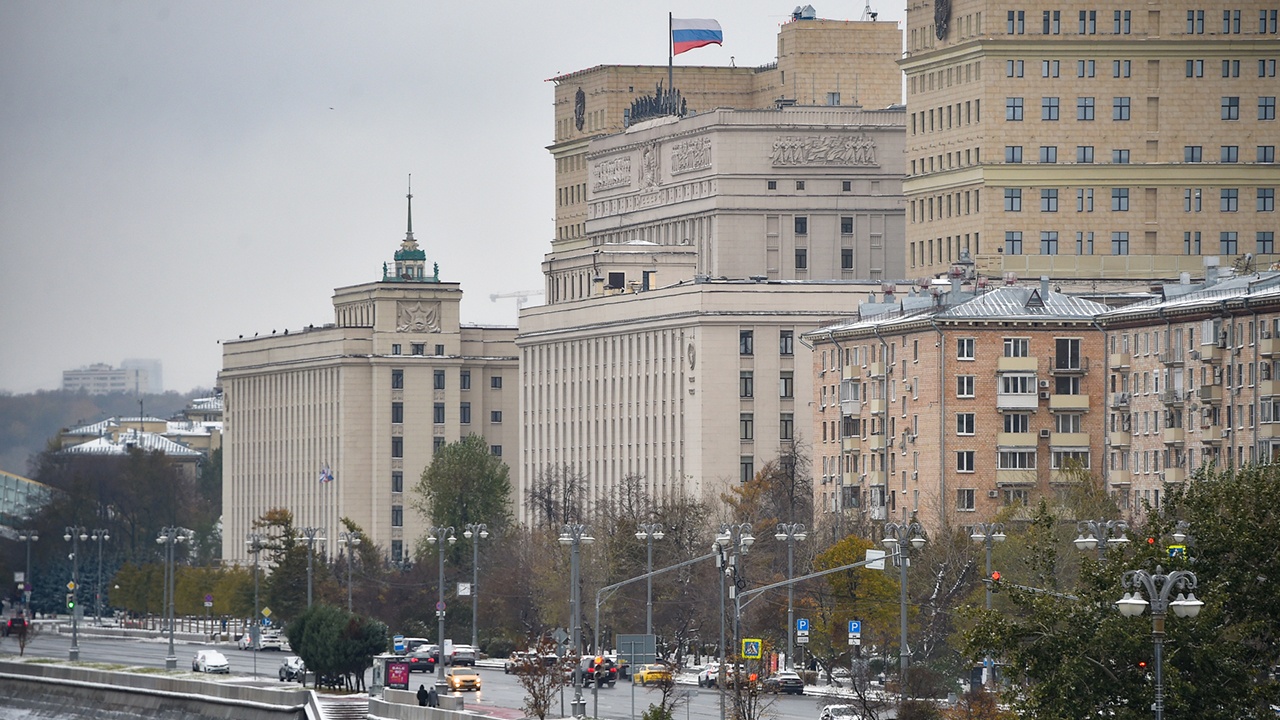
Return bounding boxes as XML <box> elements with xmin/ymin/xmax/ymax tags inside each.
<box><xmin>193</xmin><ymin>649</ymin><xmax>230</xmax><ymax>674</ymax></box>
<box><xmin>446</xmin><ymin>668</ymin><xmax>482</xmax><ymax>691</ymax></box>
<box><xmin>406</xmin><ymin>648</ymin><xmax>437</xmax><ymax>673</ymax></box>
<box><xmin>763</xmin><ymin>670</ymin><xmax>805</xmax><ymax>695</ymax></box>
<box><xmin>697</xmin><ymin>662</ymin><xmax>720</xmax><ymax>687</ymax></box>
<box><xmin>451</xmin><ymin>644</ymin><xmax>477</xmax><ymax>665</ymax></box>
<box><xmin>3</xmin><ymin>616</ymin><xmax>29</xmax><ymax>637</ymax></box>
<box><xmin>237</xmin><ymin>632</ymin><xmax>255</xmax><ymax>650</ymax></box>
<box><xmin>820</xmin><ymin>705</ymin><xmax>865</xmax><ymax>720</ymax></box>
<box><xmin>402</xmin><ymin>637</ymin><xmax>431</xmax><ymax>652</ymax></box>
<box><xmin>278</xmin><ymin>656</ymin><xmax>306</xmax><ymax>682</ymax></box>
<box><xmin>505</xmin><ymin>651</ymin><xmax>534</xmax><ymax>674</ymax></box>
<box><xmin>633</xmin><ymin>663</ymin><xmax>674</xmax><ymax>686</ymax></box>
<box><xmin>260</xmin><ymin>631</ymin><xmax>286</xmax><ymax>651</ymax></box>
<box><xmin>579</xmin><ymin>655</ymin><xmax>618</xmax><ymax>687</ymax></box>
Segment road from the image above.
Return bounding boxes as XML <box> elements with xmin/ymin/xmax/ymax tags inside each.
<box><xmin>8</xmin><ymin>630</ymin><xmax>891</xmax><ymax>720</ymax></box>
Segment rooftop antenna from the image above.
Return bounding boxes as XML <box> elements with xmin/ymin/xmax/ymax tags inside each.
<box><xmin>861</xmin><ymin>0</ymin><xmax>878</xmax><ymax>21</ymax></box>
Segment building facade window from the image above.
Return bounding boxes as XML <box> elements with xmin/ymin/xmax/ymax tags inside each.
<box><xmin>1185</xmin><ymin>231</ymin><xmax>1203</xmax><ymax>254</ymax></box>
<box><xmin>957</xmin><ymin>488</ymin><xmax>976</xmax><ymax>510</ymax></box>
<box><xmin>1260</xmin><ymin>188</ymin><xmax>1276</xmax><ymax>212</ymax></box>
<box><xmin>957</xmin><ymin>450</ymin><xmax>976</xmax><ymax>472</ymax></box>
<box><xmin>490</xmin><ymin>445</ymin><xmax>502</xmax><ymax>457</ymax></box>
<box><xmin>434</xmin><ymin>403</ymin><xmax>445</xmax><ymax>424</ymax></box>
<box><xmin>1261</xmin><ymin>146</ymin><xmax>1277</xmax><ymax>163</ymax></box>
<box><xmin>1005</xmin><ymin>231</ymin><xmax>1023</xmax><ymax>254</ymax></box>
<box><xmin>841</xmin><ymin>248</ymin><xmax>854</xmax><ymax>269</ymax></box>
<box><xmin>1112</xmin><ymin>188</ymin><xmax>1130</xmax><ymax>211</ymax></box>
<box><xmin>1041</xmin><ymin>189</ymin><xmax>1059</xmax><ymax>212</ymax></box>
<box><xmin>1077</xmin><ymin>145</ymin><xmax>1094</xmax><ymax>163</ymax></box>
<box><xmin>1113</xmin><ymin>149</ymin><xmax>1130</xmax><ymax>163</ymax></box>
<box><xmin>391</xmin><ymin>437</ymin><xmax>403</xmax><ymax>458</ymax></box>
<box><xmin>1222</xmin><ymin>146</ymin><xmax>1240</xmax><ymax>163</ymax></box>
<box><xmin>1039</xmin><ymin>146</ymin><xmax>1057</xmax><ymax>163</ymax></box>
<box><xmin>780</xmin><ymin>413</ymin><xmax>794</xmax><ymax>440</ymax></box>
<box><xmin>1261</xmin><ymin>97</ymin><xmax>1277</xmax><ymax>120</ymax></box>
<box><xmin>740</xmin><ymin>371</ymin><xmax>754</xmax><ymax>398</ymax></box>
<box><xmin>1186</xmin><ymin>59</ymin><xmax>1204</xmax><ymax>77</ymax></box>
<box><xmin>460</xmin><ymin>370</ymin><xmax>471</xmax><ymax>389</ymax></box>
<box><xmin>1222</xmin><ymin>188</ymin><xmax>1239</xmax><ymax>212</ymax></box>
<box><xmin>780</xmin><ymin>371</ymin><xmax>795</xmax><ymax>398</ymax></box>
<box><xmin>1007</xmin><ymin>9</ymin><xmax>1025</xmax><ymax>33</ymax></box>
<box><xmin>1112</xmin><ymin>97</ymin><xmax>1131</xmax><ymax>120</ymax></box>
<box><xmin>1042</xmin><ymin>96</ymin><xmax>1060</xmax><ymax>120</ymax></box>
<box><xmin>1185</xmin><ymin>145</ymin><xmax>1203</xmax><ymax>162</ymax></box>
<box><xmin>740</xmin><ymin>329</ymin><xmax>754</xmax><ymax>355</ymax></box>
<box><xmin>795</xmin><ymin>248</ymin><xmax>808</xmax><ymax>269</ymax></box>
<box><xmin>392</xmin><ymin>505</ymin><xmax>403</xmax><ymax>527</ymax></box>
<box><xmin>1223</xmin><ymin>96</ymin><xmax>1240</xmax><ymax>120</ymax></box>
<box><xmin>957</xmin><ymin>337</ymin><xmax>976</xmax><ymax>360</ymax></box>
<box><xmin>1006</xmin><ymin>97</ymin><xmax>1025</xmax><ymax>121</ymax></box>
<box><xmin>1079</xmin><ymin>9</ymin><xmax>1097</xmax><ymax>33</ymax></box>
<box><xmin>434</xmin><ymin>370</ymin><xmax>445</xmax><ymax>389</ymax></box>
<box><xmin>491</xmin><ymin>410</ymin><xmax>503</xmax><ymax>423</ymax></box>
<box><xmin>1221</xmin><ymin>232</ymin><xmax>1240</xmax><ymax>254</ymax></box>
<box><xmin>957</xmin><ymin>375</ymin><xmax>976</xmax><ymax>397</ymax></box>
<box><xmin>1258</xmin><ymin>232</ymin><xmax>1275</xmax><ymax>253</ymax></box>
<box><xmin>1041</xmin><ymin>231</ymin><xmax>1059</xmax><ymax>254</ymax></box>
<box><xmin>795</xmin><ymin>216</ymin><xmax>808</xmax><ymax>234</ymax></box>
<box><xmin>1006</xmin><ymin>145</ymin><xmax>1023</xmax><ymax>163</ymax></box>
<box><xmin>1112</xmin><ymin>232</ymin><xmax>1130</xmax><ymax>255</ymax></box>
<box><xmin>392</xmin><ymin>344</ymin><xmax>402</xmax><ymax>355</ymax></box>
<box><xmin>1077</xmin><ymin>97</ymin><xmax>1095</xmax><ymax>120</ymax></box>
<box><xmin>392</xmin><ymin>471</ymin><xmax>403</xmax><ymax>493</ymax></box>
<box><xmin>490</xmin><ymin>376</ymin><xmax>503</xmax><ymax>389</ymax></box>
<box><xmin>391</xmin><ymin>369</ymin><xmax>404</xmax><ymax>389</ymax></box>
<box><xmin>391</xmin><ymin>402</ymin><xmax>403</xmax><ymax>424</ymax></box>
<box><xmin>1005</xmin><ymin>187</ymin><xmax>1023</xmax><ymax>211</ymax></box>
<box><xmin>740</xmin><ymin>413</ymin><xmax>754</xmax><ymax>441</ymax></box>
<box><xmin>412</xmin><ymin>343</ymin><xmax>425</xmax><ymax>356</ymax></box>
<box><xmin>957</xmin><ymin>412</ymin><xmax>976</xmax><ymax>435</ymax></box>
<box><xmin>741</xmin><ymin>456</ymin><xmax>755</xmax><ymax>483</ymax></box>
<box><xmin>460</xmin><ymin>402</ymin><xmax>471</xmax><ymax>424</ymax></box>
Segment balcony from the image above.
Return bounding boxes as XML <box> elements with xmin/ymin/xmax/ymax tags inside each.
<box><xmin>1049</xmin><ymin>393</ymin><xmax>1090</xmax><ymax>411</ymax></box>
<box><xmin>842</xmin><ymin>437</ymin><xmax>860</xmax><ymax>453</ymax></box>
<box><xmin>1108</xmin><ymin>352</ymin><xmax>1131</xmax><ymax>369</ymax></box>
<box><xmin>868</xmin><ymin>398</ymin><xmax>888</xmax><ymax>415</ymax></box>
<box><xmin>1109</xmin><ymin>392</ymin><xmax>1132</xmax><ymax>408</ymax></box>
<box><xmin>1194</xmin><ymin>344</ymin><xmax>1223</xmax><ymax>363</ymax></box>
<box><xmin>997</xmin><ymin>356</ymin><xmax>1039</xmax><ymax>373</ymax></box>
<box><xmin>1259</xmin><ymin>424</ymin><xmax>1280</xmax><ymax>439</ymax></box>
<box><xmin>842</xmin><ymin>363</ymin><xmax>857</xmax><ymax>379</ymax></box>
<box><xmin>1201</xmin><ymin>425</ymin><xmax>1223</xmax><ymax>443</ymax></box>
<box><xmin>867</xmin><ymin>362</ymin><xmax>887</xmax><ymax>378</ymax></box>
<box><xmin>1108</xmin><ymin>427</ymin><xmax>1132</xmax><ymax>447</ymax></box>
<box><xmin>1160</xmin><ymin>389</ymin><xmax>1188</xmax><ymax>405</ymax></box>
<box><xmin>868</xmin><ymin>434</ymin><xmax>888</xmax><ymax>451</ymax></box>
<box><xmin>1050</xmin><ymin>356</ymin><xmax>1089</xmax><ymax>375</ymax></box>
<box><xmin>997</xmin><ymin>392</ymin><xmax>1040</xmax><ymax>410</ymax></box>
<box><xmin>997</xmin><ymin>432</ymin><xmax>1037</xmax><ymax>447</ymax></box>
<box><xmin>1261</xmin><ymin>336</ymin><xmax>1280</xmax><ymax>357</ymax></box>
<box><xmin>1051</xmin><ymin>432</ymin><xmax>1091</xmax><ymax>447</ymax></box>
<box><xmin>1259</xmin><ymin>379</ymin><xmax>1280</xmax><ymax>397</ymax></box>
<box><xmin>1163</xmin><ymin>466</ymin><xmax>1187</xmax><ymax>484</ymax></box>
<box><xmin>1197</xmin><ymin>384</ymin><xmax>1223</xmax><ymax>403</ymax></box>
<box><xmin>1162</xmin><ymin>426</ymin><xmax>1186</xmax><ymax>445</ymax></box>
<box><xmin>995</xmin><ymin>469</ymin><xmax>1037</xmax><ymax>486</ymax></box>
<box><xmin>1108</xmin><ymin>469</ymin><xmax>1132</xmax><ymax>486</ymax></box>
<box><xmin>866</xmin><ymin>470</ymin><xmax>887</xmax><ymax>485</ymax></box>
<box><xmin>1158</xmin><ymin>350</ymin><xmax>1185</xmax><ymax>367</ymax></box>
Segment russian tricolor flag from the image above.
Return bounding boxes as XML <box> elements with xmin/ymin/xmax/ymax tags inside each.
<box><xmin>672</xmin><ymin>18</ymin><xmax>723</xmax><ymax>55</ymax></box>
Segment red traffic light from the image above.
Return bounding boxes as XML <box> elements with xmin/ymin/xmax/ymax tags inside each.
<box><xmin>1147</xmin><ymin>537</ymin><xmax>1156</xmax><ymax>545</ymax></box>
<box><xmin>990</xmin><ymin>571</ymin><xmax>1001</xmax><ymax>581</ymax></box>
<box><xmin>1138</xmin><ymin>661</ymin><xmax>1147</xmax><ymax>669</ymax></box>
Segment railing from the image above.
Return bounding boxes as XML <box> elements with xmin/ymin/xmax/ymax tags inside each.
<box><xmin>1050</xmin><ymin>356</ymin><xmax>1089</xmax><ymax>373</ymax></box>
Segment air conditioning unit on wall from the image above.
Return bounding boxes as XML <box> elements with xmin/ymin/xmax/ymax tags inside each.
<box><xmin>988</xmin><ymin>489</ymin><xmax>1000</xmax><ymax>498</ymax></box>
<box><xmin>1039</xmin><ymin>429</ymin><xmax>1051</xmax><ymax>438</ymax></box>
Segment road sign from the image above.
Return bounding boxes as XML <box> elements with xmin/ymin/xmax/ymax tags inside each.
<box><xmin>262</xmin><ymin>606</ymin><xmax>272</xmax><ymax>618</ymax></box>
<box><xmin>393</xmin><ymin>635</ymin><xmax>406</xmax><ymax>653</ymax></box>
<box><xmin>848</xmin><ymin>620</ymin><xmax>862</xmax><ymax>634</ymax></box>
<box><xmin>205</xmin><ymin>593</ymin><xmax>214</xmax><ymax>603</ymax></box>
<box><xmin>797</xmin><ymin>618</ymin><xmax>810</xmax><ymax>633</ymax></box>
<box><xmin>458</xmin><ymin>582</ymin><xmax>472</xmax><ymax>597</ymax></box>
<box><xmin>848</xmin><ymin>637</ymin><xmax>862</xmax><ymax>646</ymax></box>
<box><xmin>742</xmin><ymin>638</ymin><xmax>762</xmax><ymax>659</ymax></box>
<box><xmin>797</xmin><ymin>635</ymin><xmax>810</xmax><ymax>644</ymax></box>
<box><xmin>66</xmin><ymin>581</ymin><xmax>76</xmax><ymax>591</ymax></box>
<box><xmin>203</xmin><ymin>601</ymin><xmax>213</xmax><ymax>608</ymax></box>
<box><xmin>865</xmin><ymin>549</ymin><xmax>887</xmax><ymax>570</ymax></box>
<box><xmin>436</xmin><ymin>600</ymin><xmax>446</xmax><ymax>611</ymax></box>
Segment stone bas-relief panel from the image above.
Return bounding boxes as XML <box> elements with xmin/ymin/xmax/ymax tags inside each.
<box><xmin>771</xmin><ymin>134</ymin><xmax>877</xmax><ymax>166</ymax></box>
<box><xmin>396</xmin><ymin>301</ymin><xmax>442</xmax><ymax>333</ymax></box>
<box><xmin>592</xmin><ymin>156</ymin><xmax>632</xmax><ymax>192</ymax></box>
<box><xmin>670</xmin><ymin>137</ymin><xmax>712</xmax><ymax>175</ymax></box>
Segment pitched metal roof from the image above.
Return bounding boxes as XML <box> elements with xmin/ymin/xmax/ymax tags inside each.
<box><xmin>935</xmin><ymin>286</ymin><xmax>1112</xmax><ymax>321</ymax></box>
<box><xmin>60</xmin><ymin>430</ymin><xmax>202</xmax><ymax>458</ymax></box>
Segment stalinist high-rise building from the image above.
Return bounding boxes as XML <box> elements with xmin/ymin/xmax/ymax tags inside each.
<box><xmin>900</xmin><ymin>1</ymin><xmax>1279</xmax><ymax>283</ymax></box>
<box><xmin>220</xmin><ymin>190</ymin><xmax>518</xmax><ymax>564</ymax></box>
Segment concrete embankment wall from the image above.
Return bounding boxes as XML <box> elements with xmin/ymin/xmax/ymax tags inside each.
<box><xmin>0</xmin><ymin>661</ymin><xmax>313</xmax><ymax>720</ymax></box>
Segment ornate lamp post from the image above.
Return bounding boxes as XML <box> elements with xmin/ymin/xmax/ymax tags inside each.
<box><xmin>156</xmin><ymin>526</ymin><xmax>190</xmax><ymax>670</ymax></box>
<box><xmin>90</xmin><ymin>528</ymin><xmax>110</xmax><ymax>624</ymax></box>
<box><xmin>17</xmin><ymin>528</ymin><xmax>37</xmax><ymax>613</ymax></box>
<box><xmin>426</xmin><ymin>526</ymin><xmax>457</xmax><ymax>689</ymax></box>
<box><xmin>559</xmin><ymin>523</ymin><xmax>594</xmax><ymax>719</ymax></box>
<box><xmin>245</xmin><ymin>533</ymin><xmax>267</xmax><ymax>677</ymax></box>
<box><xmin>883</xmin><ymin>517</ymin><xmax>927</xmax><ymax>701</ymax></box>
<box><xmin>1117</xmin><ymin>565</ymin><xmax>1204</xmax><ymax>720</ymax></box>
<box><xmin>337</xmin><ymin>531</ymin><xmax>361</xmax><ymax>613</ymax></box>
<box><xmin>64</xmin><ymin>526</ymin><xmax>87</xmax><ymax>661</ymax></box>
<box><xmin>773</xmin><ymin>522</ymin><xmax>807</xmax><ymax>670</ymax></box>
<box><xmin>299</xmin><ymin>526</ymin><xmax>327</xmax><ymax>607</ymax></box>
<box><xmin>463</xmin><ymin>523</ymin><xmax>489</xmax><ymax>650</ymax></box>
<box><xmin>713</xmin><ymin>523</ymin><xmax>754</xmax><ymax>720</ymax></box>
<box><xmin>970</xmin><ymin>522</ymin><xmax>1006</xmax><ymax>687</ymax></box>
<box><xmin>1074</xmin><ymin>519</ymin><xmax>1130</xmax><ymax>560</ymax></box>
<box><xmin>635</xmin><ymin>522</ymin><xmax>665</xmax><ymax>636</ymax></box>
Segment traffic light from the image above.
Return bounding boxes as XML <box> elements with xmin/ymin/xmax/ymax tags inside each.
<box><xmin>985</xmin><ymin>571</ymin><xmax>1003</xmax><ymax>592</ymax></box>
<box><xmin>66</xmin><ymin>593</ymin><xmax>75</xmax><ymax>610</ymax></box>
<box><xmin>1138</xmin><ymin>660</ymin><xmax>1148</xmax><ymax>670</ymax></box>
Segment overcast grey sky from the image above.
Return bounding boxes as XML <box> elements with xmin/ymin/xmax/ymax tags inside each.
<box><xmin>0</xmin><ymin>1</ymin><xmax>905</xmax><ymax>394</ymax></box>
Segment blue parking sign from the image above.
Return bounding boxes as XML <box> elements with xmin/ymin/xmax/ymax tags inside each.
<box><xmin>848</xmin><ymin>620</ymin><xmax>862</xmax><ymax>634</ymax></box>
<box><xmin>797</xmin><ymin>618</ymin><xmax>809</xmax><ymax>632</ymax></box>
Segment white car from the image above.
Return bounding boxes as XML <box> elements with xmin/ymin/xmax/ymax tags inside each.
<box><xmin>260</xmin><ymin>632</ymin><xmax>286</xmax><ymax>651</ymax></box>
<box><xmin>819</xmin><ymin>705</ymin><xmax>865</xmax><ymax>720</ymax></box>
<box><xmin>697</xmin><ymin>663</ymin><xmax>720</xmax><ymax>687</ymax></box>
<box><xmin>193</xmin><ymin>649</ymin><xmax>230</xmax><ymax>674</ymax></box>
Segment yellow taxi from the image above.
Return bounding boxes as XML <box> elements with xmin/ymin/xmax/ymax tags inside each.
<box><xmin>446</xmin><ymin>668</ymin><xmax>482</xmax><ymax>691</ymax></box>
<box><xmin>633</xmin><ymin>663</ymin><xmax>673</xmax><ymax>685</ymax></box>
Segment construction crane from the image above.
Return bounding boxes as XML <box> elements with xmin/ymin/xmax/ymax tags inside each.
<box><xmin>490</xmin><ymin>289</ymin><xmax>544</xmax><ymax>309</ymax></box>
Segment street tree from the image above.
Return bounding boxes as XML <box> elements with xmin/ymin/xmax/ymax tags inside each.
<box><xmin>412</xmin><ymin>434</ymin><xmax>513</xmax><ymax>536</ymax></box>
<box><xmin>524</xmin><ymin>462</ymin><xmax>588</xmax><ymax>530</ymax></box>
<box><xmin>515</xmin><ymin>636</ymin><xmax>572</xmax><ymax>720</ymax></box>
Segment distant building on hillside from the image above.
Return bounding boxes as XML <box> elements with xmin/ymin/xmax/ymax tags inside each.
<box><xmin>122</xmin><ymin>359</ymin><xmax>164</xmax><ymax>393</ymax></box>
<box><xmin>62</xmin><ymin>361</ymin><xmax>160</xmax><ymax>395</ymax></box>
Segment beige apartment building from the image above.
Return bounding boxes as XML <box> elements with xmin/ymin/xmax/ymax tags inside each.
<box><xmin>517</xmin><ymin>279</ymin><xmax>876</xmax><ymax>526</ymax></box>
<box><xmin>220</xmin><ymin>200</ymin><xmax>518</xmax><ymax>565</ymax></box>
<box><xmin>549</xmin><ymin>15</ymin><xmax>904</xmax><ymax>250</ymax></box>
<box><xmin>901</xmin><ymin>0</ymin><xmax>1279</xmax><ymax>282</ymax></box>
<box><xmin>806</xmin><ymin>273</ymin><xmax>1110</xmax><ymax>536</ymax></box>
<box><xmin>1098</xmin><ymin>267</ymin><xmax>1280</xmax><ymax>510</ymax></box>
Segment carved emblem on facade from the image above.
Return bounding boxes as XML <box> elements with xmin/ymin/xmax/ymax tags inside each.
<box><xmin>396</xmin><ymin>301</ymin><xmax>442</xmax><ymax>333</ymax></box>
<box><xmin>670</xmin><ymin>137</ymin><xmax>712</xmax><ymax>175</ymax></box>
<box><xmin>592</xmin><ymin>156</ymin><xmax>632</xmax><ymax>192</ymax></box>
<box><xmin>639</xmin><ymin>142</ymin><xmax>661</xmax><ymax>189</ymax></box>
<box><xmin>770</xmin><ymin>135</ymin><xmax>877</xmax><ymax>166</ymax></box>
<box><xmin>935</xmin><ymin>0</ymin><xmax>952</xmax><ymax>39</ymax></box>
<box><xmin>574</xmin><ymin>87</ymin><xmax>586</xmax><ymax>131</ymax></box>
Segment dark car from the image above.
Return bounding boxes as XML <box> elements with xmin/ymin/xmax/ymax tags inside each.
<box><xmin>579</xmin><ymin>655</ymin><xmax>618</xmax><ymax>688</ymax></box>
<box><xmin>406</xmin><ymin>648</ymin><xmax>437</xmax><ymax>673</ymax></box>
<box><xmin>3</xmin><ymin>616</ymin><xmax>29</xmax><ymax>637</ymax></box>
<box><xmin>763</xmin><ymin>670</ymin><xmax>804</xmax><ymax>695</ymax></box>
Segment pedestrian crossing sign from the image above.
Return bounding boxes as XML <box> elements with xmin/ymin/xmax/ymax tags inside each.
<box><xmin>742</xmin><ymin>638</ymin><xmax>762</xmax><ymax>659</ymax></box>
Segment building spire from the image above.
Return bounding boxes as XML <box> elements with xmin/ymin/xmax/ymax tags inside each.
<box><xmin>405</xmin><ymin>174</ymin><xmax>414</xmax><ymax>241</ymax></box>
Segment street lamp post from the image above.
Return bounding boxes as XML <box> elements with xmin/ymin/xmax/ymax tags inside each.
<box><xmin>883</xmin><ymin>517</ymin><xmax>927</xmax><ymax>702</ymax></box>
<box><xmin>970</xmin><ymin>522</ymin><xmax>1006</xmax><ymax>687</ymax></box>
<box><xmin>559</xmin><ymin>523</ymin><xmax>594</xmax><ymax>719</ymax></box>
<box><xmin>635</xmin><ymin>522</ymin><xmax>665</xmax><ymax>636</ymax></box>
<box><xmin>245</xmin><ymin>533</ymin><xmax>267</xmax><ymax>677</ymax></box>
<box><xmin>463</xmin><ymin>523</ymin><xmax>489</xmax><ymax>651</ymax></box>
<box><xmin>64</xmin><ymin>526</ymin><xmax>87</xmax><ymax>661</ymax></box>
<box><xmin>17</xmin><ymin>529</ymin><xmax>37</xmax><ymax>613</ymax></box>
<box><xmin>1074</xmin><ymin>519</ymin><xmax>1130</xmax><ymax>561</ymax></box>
<box><xmin>337</xmin><ymin>531</ymin><xmax>361</xmax><ymax>613</ymax></box>
<box><xmin>300</xmin><ymin>526</ymin><xmax>326</xmax><ymax>608</ymax></box>
<box><xmin>773</xmin><ymin>523</ymin><xmax>807</xmax><ymax>670</ymax></box>
<box><xmin>714</xmin><ymin>523</ymin><xmax>754</xmax><ymax>720</ymax></box>
<box><xmin>1117</xmin><ymin>565</ymin><xmax>1204</xmax><ymax>720</ymax></box>
<box><xmin>91</xmin><ymin>528</ymin><xmax>110</xmax><ymax>625</ymax></box>
<box><xmin>426</xmin><ymin>526</ymin><xmax>457</xmax><ymax>689</ymax></box>
<box><xmin>156</xmin><ymin>526</ymin><xmax>190</xmax><ymax>670</ymax></box>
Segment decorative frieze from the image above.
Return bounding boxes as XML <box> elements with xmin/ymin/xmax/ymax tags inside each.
<box><xmin>670</xmin><ymin>137</ymin><xmax>712</xmax><ymax>175</ymax></box>
<box><xmin>771</xmin><ymin>135</ymin><xmax>877</xmax><ymax>166</ymax></box>
<box><xmin>592</xmin><ymin>156</ymin><xmax>632</xmax><ymax>192</ymax></box>
<box><xmin>396</xmin><ymin>301</ymin><xmax>442</xmax><ymax>333</ymax></box>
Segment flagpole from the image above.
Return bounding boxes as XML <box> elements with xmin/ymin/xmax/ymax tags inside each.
<box><xmin>668</xmin><ymin>12</ymin><xmax>673</xmax><ymax>92</ymax></box>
